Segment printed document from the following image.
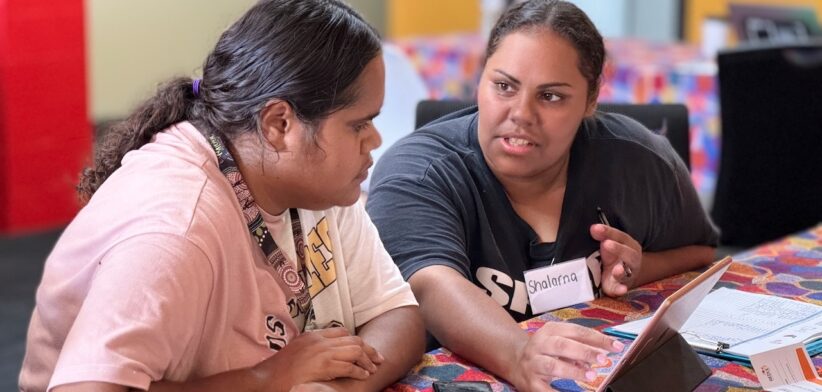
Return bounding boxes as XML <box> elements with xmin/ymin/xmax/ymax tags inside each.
<box><xmin>610</xmin><ymin>288</ymin><xmax>822</xmax><ymax>359</ymax></box>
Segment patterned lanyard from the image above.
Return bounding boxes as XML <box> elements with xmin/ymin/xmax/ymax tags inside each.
<box><xmin>205</xmin><ymin>131</ymin><xmax>311</xmax><ymax>316</ymax></box>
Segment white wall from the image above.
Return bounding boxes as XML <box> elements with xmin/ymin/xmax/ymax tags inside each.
<box><xmin>87</xmin><ymin>0</ymin><xmax>255</xmax><ymax>120</ymax></box>
<box><xmin>632</xmin><ymin>0</ymin><xmax>679</xmax><ymax>42</ymax></box>
<box><xmin>569</xmin><ymin>0</ymin><xmax>679</xmax><ymax>42</ymax></box>
<box><xmin>570</xmin><ymin>0</ymin><xmax>630</xmax><ymax>38</ymax></box>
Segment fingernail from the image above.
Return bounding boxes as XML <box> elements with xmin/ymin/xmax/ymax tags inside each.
<box><xmin>597</xmin><ymin>354</ymin><xmax>608</xmax><ymax>365</ymax></box>
<box><xmin>585</xmin><ymin>370</ymin><xmax>596</xmax><ymax>381</ymax></box>
<box><xmin>377</xmin><ymin>352</ymin><xmax>385</xmax><ymax>362</ymax></box>
<box><xmin>612</xmin><ymin>340</ymin><xmax>625</xmax><ymax>350</ymax></box>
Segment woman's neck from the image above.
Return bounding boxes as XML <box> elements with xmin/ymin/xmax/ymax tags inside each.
<box><xmin>227</xmin><ymin>135</ymin><xmax>289</xmax><ymax>216</ymax></box>
<box><xmin>497</xmin><ymin>153</ymin><xmax>570</xmax><ymax>207</ymax></box>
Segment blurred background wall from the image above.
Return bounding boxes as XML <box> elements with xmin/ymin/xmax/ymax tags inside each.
<box><xmin>89</xmin><ymin>0</ymin><xmax>387</xmax><ymax>122</ymax></box>
<box><xmin>87</xmin><ymin>0</ymin><xmax>688</xmax><ymax>123</ymax></box>
<box><xmin>88</xmin><ymin>0</ymin><xmax>255</xmax><ymax>121</ymax></box>
<box><xmin>2</xmin><ymin>0</ymin><xmax>820</xmax><ymax>235</ymax></box>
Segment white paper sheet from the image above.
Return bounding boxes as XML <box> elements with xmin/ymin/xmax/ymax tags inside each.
<box><xmin>612</xmin><ymin>288</ymin><xmax>822</xmax><ymax>357</ymax></box>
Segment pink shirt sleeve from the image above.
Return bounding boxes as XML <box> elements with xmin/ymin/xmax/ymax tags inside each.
<box><xmin>48</xmin><ymin>233</ymin><xmax>213</xmax><ymax>391</ymax></box>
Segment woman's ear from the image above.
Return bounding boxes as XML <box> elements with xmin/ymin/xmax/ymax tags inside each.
<box><xmin>584</xmin><ymin>97</ymin><xmax>598</xmax><ymax>117</ymax></box>
<box><xmin>259</xmin><ymin>99</ymin><xmax>297</xmax><ymax>151</ymax></box>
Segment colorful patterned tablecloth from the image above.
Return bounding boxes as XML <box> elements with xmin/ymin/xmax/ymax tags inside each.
<box><xmin>392</xmin><ymin>35</ymin><xmax>720</xmax><ymax>205</ymax></box>
<box><xmin>388</xmin><ymin>224</ymin><xmax>822</xmax><ymax>391</ymax></box>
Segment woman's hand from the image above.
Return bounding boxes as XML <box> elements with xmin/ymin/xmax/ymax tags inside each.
<box><xmin>254</xmin><ymin>327</ymin><xmax>383</xmax><ymax>391</ymax></box>
<box><xmin>509</xmin><ymin>322</ymin><xmax>624</xmax><ymax>392</ymax></box>
<box><xmin>590</xmin><ymin>224</ymin><xmax>642</xmax><ymax>297</ymax></box>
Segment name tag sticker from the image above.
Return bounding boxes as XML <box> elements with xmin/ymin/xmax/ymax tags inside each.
<box><xmin>524</xmin><ymin>257</ymin><xmax>595</xmax><ymax>314</ymax></box>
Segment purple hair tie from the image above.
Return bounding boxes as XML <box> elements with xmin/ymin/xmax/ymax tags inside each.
<box><xmin>193</xmin><ymin>79</ymin><xmax>202</xmax><ymax>97</ymax></box>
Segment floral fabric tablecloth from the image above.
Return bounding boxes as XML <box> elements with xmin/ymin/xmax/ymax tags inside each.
<box><xmin>388</xmin><ymin>224</ymin><xmax>822</xmax><ymax>391</ymax></box>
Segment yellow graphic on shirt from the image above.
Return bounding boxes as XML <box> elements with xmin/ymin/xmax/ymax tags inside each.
<box><xmin>303</xmin><ymin>217</ymin><xmax>336</xmax><ymax>298</ymax></box>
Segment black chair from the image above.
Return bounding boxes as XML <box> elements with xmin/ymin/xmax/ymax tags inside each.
<box><xmin>415</xmin><ymin>99</ymin><xmax>475</xmax><ymax>129</ymax></box>
<box><xmin>415</xmin><ymin>100</ymin><xmax>691</xmax><ymax>170</ymax></box>
<box><xmin>712</xmin><ymin>42</ymin><xmax>822</xmax><ymax>248</ymax></box>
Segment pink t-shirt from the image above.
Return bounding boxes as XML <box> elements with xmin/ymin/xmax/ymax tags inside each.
<box><xmin>19</xmin><ymin>122</ymin><xmax>417</xmax><ymax>391</ymax></box>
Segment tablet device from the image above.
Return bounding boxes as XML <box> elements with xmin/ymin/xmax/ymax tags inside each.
<box><xmin>596</xmin><ymin>256</ymin><xmax>733</xmax><ymax>391</ymax></box>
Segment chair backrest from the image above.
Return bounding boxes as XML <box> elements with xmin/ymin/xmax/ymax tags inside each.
<box><xmin>712</xmin><ymin>42</ymin><xmax>822</xmax><ymax>247</ymax></box>
<box><xmin>415</xmin><ymin>99</ymin><xmax>475</xmax><ymax>129</ymax></box>
<box><xmin>415</xmin><ymin>99</ymin><xmax>691</xmax><ymax>170</ymax></box>
<box><xmin>598</xmin><ymin>103</ymin><xmax>690</xmax><ymax>171</ymax></box>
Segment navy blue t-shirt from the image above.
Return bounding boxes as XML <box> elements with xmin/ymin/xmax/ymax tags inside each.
<box><xmin>366</xmin><ymin>106</ymin><xmax>718</xmax><ymax>321</ymax></box>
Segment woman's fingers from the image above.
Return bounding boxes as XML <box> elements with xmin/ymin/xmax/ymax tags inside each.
<box><xmin>360</xmin><ymin>340</ymin><xmax>384</xmax><ymax>364</ymax></box>
<box><xmin>590</xmin><ymin>225</ymin><xmax>640</xmax><ymax>263</ymax></box>
<box><xmin>602</xmin><ymin>239</ymin><xmax>638</xmax><ymax>268</ymax></box>
<box><xmin>540</xmin><ymin>336</ymin><xmax>612</xmax><ymax>366</ymax></box>
<box><xmin>522</xmin><ymin>323</ymin><xmax>627</xmax><ymax>388</ymax></box>
<box><xmin>530</xmin><ymin>355</ymin><xmax>597</xmax><ymax>383</ymax></box>
<box><xmin>601</xmin><ymin>279</ymin><xmax>629</xmax><ymax>296</ymax></box>
<box><xmin>536</xmin><ymin>322</ymin><xmax>623</xmax><ymax>356</ymax></box>
<box><xmin>591</xmin><ymin>224</ymin><xmax>641</xmax><ymax>294</ymax></box>
<box><xmin>324</xmin><ymin>335</ymin><xmax>380</xmax><ymax>373</ymax></box>
<box><xmin>327</xmin><ymin>360</ymin><xmax>372</xmax><ymax>380</ymax></box>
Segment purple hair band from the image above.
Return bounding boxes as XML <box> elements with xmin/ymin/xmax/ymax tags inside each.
<box><xmin>193</xmin><ymin>79</ymin><xmax>202</xmax><ymax>97</ymax></box>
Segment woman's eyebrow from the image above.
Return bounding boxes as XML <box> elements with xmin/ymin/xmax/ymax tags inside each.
<box><xmin>493</xmin><ymin>69</ymin><xmax>572</xmax><ymax>90</ymax></box>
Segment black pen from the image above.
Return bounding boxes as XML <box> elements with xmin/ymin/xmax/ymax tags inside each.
<box><xmin>596</xmin><ymin>207</ymin><xmax>633</xmax><ymax>278</ymax></box>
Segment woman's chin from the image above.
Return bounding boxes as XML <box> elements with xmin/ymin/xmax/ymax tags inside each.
<box><xmin>335</xmin><ymin>188</ymin><xmax>365</xmax><ymax>208</ymax></box>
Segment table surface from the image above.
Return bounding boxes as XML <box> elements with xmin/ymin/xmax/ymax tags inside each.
<box><xmin>388</xmin><ymin>224</ymin><xmax>822</xmax><ymax>391</ymax></box>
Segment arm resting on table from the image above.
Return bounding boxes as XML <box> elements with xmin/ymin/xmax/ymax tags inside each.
<box><xmin>320</xmin><ymin>305</ymin><xmax>426</xmax><ymax>392</ymax></box>
<box><xmin>409</xmin><ymin>265</ymin><xmax>529</xmax><ymax>387</ymax></box>
<box><xmin>54</xmin><ymin>306</ymin><xmax>424</xmax><ymax>392</ymax></box>
<box><xmin>635</xmin><ymin>245</ymin><xmax>716</xmax><ymax>287</ymax></box>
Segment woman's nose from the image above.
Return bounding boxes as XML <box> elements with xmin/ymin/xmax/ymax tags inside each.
<box><xmin>510</xmin><ymin>95</ymin><xmax>536</xmax><ymax>128</ymax></box>
<box><xmin>363</xmin><ymin>124</ymin><xmax>382</xmax><ymax>153</ymax></box>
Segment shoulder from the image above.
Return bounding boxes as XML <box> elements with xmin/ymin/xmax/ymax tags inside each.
<box><xmin>579</xmin><ymin>112</ymin><xmax>680</xmax><ymax>171</ymax></box>
<box><xmin>75</xmin><ymin>122</ymin><xmax>244</xmax><ymax>247</ymax></box>
<box><xmin>371</xmin><ymin>108</ymin><xmax>480</xmax><ymax>187</ymax></box>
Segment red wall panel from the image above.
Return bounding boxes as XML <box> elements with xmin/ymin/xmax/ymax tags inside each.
<box><xmin>0</xmin><ymin>0</ymin><xmax>91</xmax><ymax>234</ymax></box>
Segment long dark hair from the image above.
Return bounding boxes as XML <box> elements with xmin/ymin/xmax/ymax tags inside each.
<box><xmin>78</xmin><ymin>0</ymin><xmax>381</xmax><ymax>203</ymax></box>
<box><xmin>485</xmin><ymin>0</ymin><xmax>605</xmax><ymax>102</ymax></box>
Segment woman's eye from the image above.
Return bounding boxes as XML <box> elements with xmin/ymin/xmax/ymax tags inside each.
<box><xmin>495</xmin><ymin>82</ymin><xmax>511</xmax><ymax>92</ymax></box>
<box><xmin>354</xmin><ymin>121</ymin><xmax>370</xmax><ymax>132</ymax></box>
<box><xmin>543</xmin><ymin>92</ymin><xmax>562</xmax><ymax>102</ymax></box>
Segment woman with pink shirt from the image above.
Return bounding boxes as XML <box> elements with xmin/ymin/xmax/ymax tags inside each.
<box><xmin>19</xmin><ymin>1</ymin><xmax>423</xmax><ymax>391</ymax></box>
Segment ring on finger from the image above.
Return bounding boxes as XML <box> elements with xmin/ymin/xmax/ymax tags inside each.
<box><xmin>621</xmin><ymin>260</ymin><xmax>633</xmax><ymax>278</ymax></box>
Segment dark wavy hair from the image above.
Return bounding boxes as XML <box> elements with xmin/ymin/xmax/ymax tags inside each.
<box><xmin>485</xmin><ymin>0</ymin><xmax>605</xmax><ymax>102</ymax></box>
<box><xmin>78</xmin><ymin>0</ymin><xmax>381</xmax><ymax>203</ymax></box>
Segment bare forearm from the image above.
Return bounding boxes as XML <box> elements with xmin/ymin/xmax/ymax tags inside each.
<box><xmin>323</xmin><ymin>305</ymin><xmax>425</xmax><ymax>392</ymax></box>
<box><xmin>637</xmin><ymin>245</ymin><xmax>716</xmax><ymax>286</ymax></box>
<box><xmin>53</xmin><ymin>368</ymin><xmax>270</xmax><ymax>392</ymax></box>
<box><xmin>62</xmin><ymin>308</ymin><xmax>423</xmax><ymax>392</ymax></box>
<box><xmin>148</xmin><ymin>367</ymin><xmax>268</xmax><ymax>392</ymax></box>
<box><xmin>410</xmin><ymin>266</ymin><xmax>528</xmax><ymax>386</ymax></box>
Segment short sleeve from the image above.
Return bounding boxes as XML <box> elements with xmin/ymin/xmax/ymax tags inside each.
<box><xmin>647</xmin><ymin>152</ymin><xmax>720</xmax><ymax>250</ymax></box>
<box><xmin>582</xmin><ymin>113</ymin><xmax>719</xmax><ymax>253</ymax></box>
<box><xmin>334</xmin><ymin>202</ymin><xmax>417</xmax><ymax>328</ymax></box>
<box><xmin>366</xmin><ymin>164</ymin><xmax>472</xmax><ymax>279</ymax></box>
<box><xmin>48</xmin><ymin>233</ymin><xmax>213</xmax><ymax>390</ymax></box>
